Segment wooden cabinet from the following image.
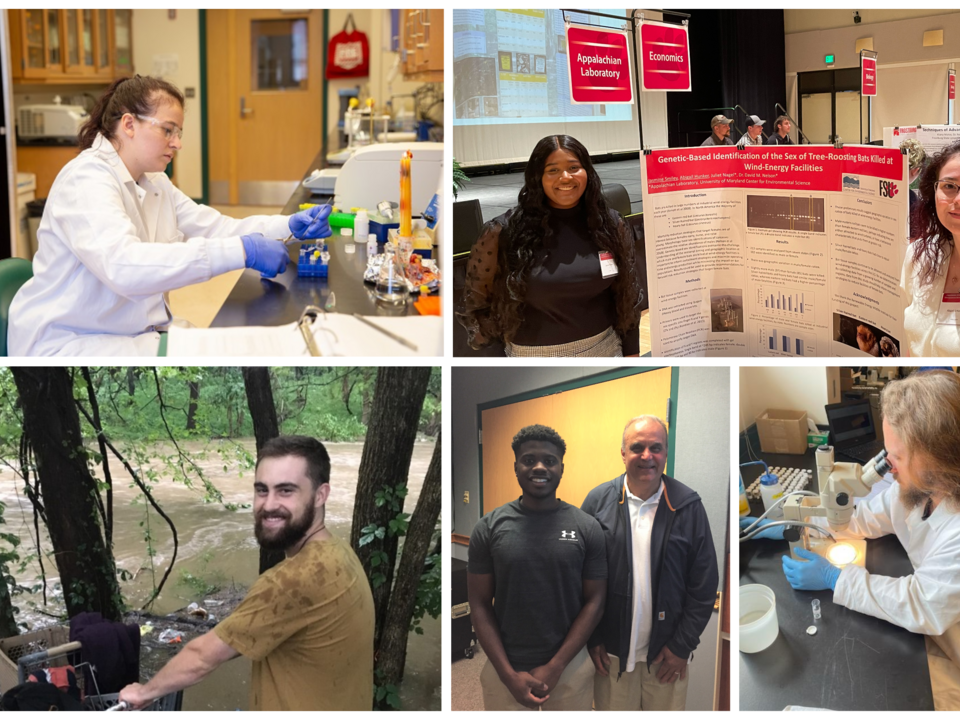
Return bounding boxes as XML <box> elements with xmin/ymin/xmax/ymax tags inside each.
<box><xmin>8</xmin><ymin>9</ymin><xmax>131</xmax><ymax>83</ymax></box>
<box><xmin>400</xmin><ymin>9</ymin><xmax>442</xmax><ymax>81</ymax></box>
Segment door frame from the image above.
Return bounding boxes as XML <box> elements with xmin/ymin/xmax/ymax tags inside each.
<box><xmin>201</xmin><ymin>9</ymin><xmax>329</xmax><ymax>206</ymax></box>
<box><xmin>797</xmin><ymin>67</ymin><xmax>862</xmax><ymax>144</ymax></box>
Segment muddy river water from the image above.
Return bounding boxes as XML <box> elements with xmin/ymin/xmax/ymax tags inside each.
<box><xmin>0</xmin><ymin>439</ymin><xmax>440</xmax><ymax>711</ymax></box>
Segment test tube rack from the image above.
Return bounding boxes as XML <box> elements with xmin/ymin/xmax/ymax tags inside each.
<box><xmin>745</xmin><ymin>467</ymin><xmax>813</xmax><ymax>500</ymax></box>
<box><xmin>297</xmin><ymin>243</ymin><xmax>328</xmax><ymax>278</ymax></box>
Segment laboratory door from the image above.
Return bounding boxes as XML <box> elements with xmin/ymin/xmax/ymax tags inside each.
<box><xmin>797</xmin><ymin>68</ymin><xmax>867</xmax><ymax>145</ymax></box>
<box><xmin>207</xmin><ymin>9</ymin><xmax>325</xmax><ymax>206</ymax></box>
<box><xmin>478</xmin><ymin>368</ymin><xmax>675</xmax><ymax>515</ymax></box>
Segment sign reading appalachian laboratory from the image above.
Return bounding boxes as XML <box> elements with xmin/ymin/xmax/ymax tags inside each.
<box><xmin>638</xmin><ymin>19</ymin><xmax>691</xmax><ymax>92</ymax></box>
<box><xmin>565</xmin><ymin>23</ymin><xmax>634</xmax><ymax>104</ymax></box>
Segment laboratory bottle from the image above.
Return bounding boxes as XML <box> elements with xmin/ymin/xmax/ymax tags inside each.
<box><xmin>739</xmin><ymin>475</ymin><xmax>750</xmax><ymax>517</ymax></box>
<box><xmin>759</xmin><ymin>471</ymin><xmax>784</xmax><ymax>519</ymax></box>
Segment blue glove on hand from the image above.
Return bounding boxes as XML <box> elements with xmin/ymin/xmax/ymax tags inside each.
<box><xmin>289</xmin><ymin>204</ymin><xmax>333</xmax><ymax>240</ymax></box>
<box><xmin>740</xmin><ymin>516</ymin><xmax>785</xmax><ymax>540</ymax></box>
<box><xmin>782</xmin><ymin>547</ymin><xmax>841</xmax><ymax>591</ymax></box>
<box><xmin>241</xmin><ymin>233</ymin><xmax>289</xmax><ymax>278</ymax></box>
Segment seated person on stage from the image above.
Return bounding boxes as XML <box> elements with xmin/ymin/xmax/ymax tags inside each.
<box><xmin>736</xmin><ymin>115</ymin><xmax>765</xmax><ymax>147</ymax></box>
<box><xmin>700</xmin><ymin>115</ymin><xmax>735</xmax><ymax>146</ymax></box>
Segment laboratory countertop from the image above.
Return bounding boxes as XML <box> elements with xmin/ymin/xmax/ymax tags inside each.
<box><xmin>738</xmin><ymin>445</ymin><xmax>934</xmax><ymax>711</ymax></box>
<box><xmin>210</xmin><ymin>149</ymin><xmax>429</xmax><ymax>327</ymax></box>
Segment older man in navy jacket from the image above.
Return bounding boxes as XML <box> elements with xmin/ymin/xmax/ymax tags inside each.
<box><xmin>581</xmin><ymin>415</ymin><xmax>718</xmax><ymax>711</ymax></box>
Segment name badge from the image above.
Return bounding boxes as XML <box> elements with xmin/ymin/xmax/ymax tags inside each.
<box><xmin>937</xmin><ymin>292</ymin><xmax>960</xmax><ymax>327</ymax></box>
<box><xmin>599</xmin><ymin>252</ymin><xmax>619</xmax><ymax>279</ymax></box>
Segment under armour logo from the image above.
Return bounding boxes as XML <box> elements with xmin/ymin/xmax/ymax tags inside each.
<box><xmin>560</xmin><ymin>530</ymin><xmax>577</xmax><ymax>539</ymax></box>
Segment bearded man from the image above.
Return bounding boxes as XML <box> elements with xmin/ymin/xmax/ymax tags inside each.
<box><xmin>781</xmin><ymin>371</ymin><xmax>960</xmax><ymax>709</ymax></box>
<box><xmin>120</xmin><ymin>436</ymin><xmax>374</xmax><ymax>711</ymax></box>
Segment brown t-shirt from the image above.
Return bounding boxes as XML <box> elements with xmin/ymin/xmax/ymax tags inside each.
<box><xmin>215</xmin><ymin>535</ymin><xmax>374</xmax><ymax>710</ymax></box>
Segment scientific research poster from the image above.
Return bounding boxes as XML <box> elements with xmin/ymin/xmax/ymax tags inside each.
<box><xmin>640</xmin><ymin>145</ymin><xmax>908</xmax><ymax>357</ymax></box>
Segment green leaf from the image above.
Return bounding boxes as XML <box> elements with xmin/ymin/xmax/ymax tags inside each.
<box><xmin>386</xmin><ymin>694</ymin><xmax>401</xmax><ymax>709</ymax></box>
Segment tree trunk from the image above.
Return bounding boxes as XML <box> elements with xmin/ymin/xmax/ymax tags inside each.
<box><xmin>376</xmin><ymin>432</ymin><xmax>441</xmax><ymax>689</ymax></box>
<box><xmin>185</xmin><ymin>379</ymin><xmax>200</xmax><ymax>431</ymax></box>
<box><xmin>241</xmin><ymin>367</ymin><xmax>285</xmax><ymax>574</ymax></box>
<box><xmin>0</xmin><ymin>570</ymin><xmax>18</xmax><ymax>639</ymax></box>
<box><xmin>125</xmin><ymin>367</ymin><xmax>136</xmax><ymax>396</ymax></box>
<box><xmin>350</xmin><ymin>367</ymin><xmax>430</xmax><ymax>646</ymax></box>
<box><xmin>11</xmin><ymin>368</ymin><xmax>122</xmax><ymax>621</ymax></box>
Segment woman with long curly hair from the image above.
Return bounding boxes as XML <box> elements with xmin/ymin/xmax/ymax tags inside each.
<box><xmin>456</xmin><ymin>135</ymin><xmax>642</xmax><ymax>357</ymax></box>
<box><xmin>901</xmin><ymin>139</ymin><xmax>960</xmax><ymax>356</ymax></box>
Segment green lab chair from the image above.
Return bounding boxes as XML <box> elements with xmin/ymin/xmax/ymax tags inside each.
<box><xmin>0</xmin><ymin>258</ymin><xmax>33</xmax><ymax>357</ymax></box>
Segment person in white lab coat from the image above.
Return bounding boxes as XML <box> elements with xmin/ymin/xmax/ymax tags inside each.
<box><xmin>781</xmin><ymin>369</ymin><xmax>960</xmax><ymax>709</ymax></box>
<box><xmin>8</xmin><ymin>75</ymin><xmax>331</xmax><ymax>356</ymax></box>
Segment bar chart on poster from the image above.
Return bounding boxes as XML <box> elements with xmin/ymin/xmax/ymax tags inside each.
<box><xmin>757</xmin><ymin>286</ymin><xmax>814</xmax><ymax>317</ymax></box>
<box><xmin>757</xmin><ymin>325</ymin><xmax>818</xmax><ymax>357</ymax></box>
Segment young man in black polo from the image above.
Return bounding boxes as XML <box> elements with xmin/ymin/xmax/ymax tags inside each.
<box><xmin>468</xmin><ymin>424</ymin><xmax>607</xmax><ymax>710</ymax></box>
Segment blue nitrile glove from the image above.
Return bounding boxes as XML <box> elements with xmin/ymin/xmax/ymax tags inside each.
<box><xmin>782</xmin><ymin>547</ymin><xmax>841</xmax><ymax>591</ymax></box>
<box><xmin>241</xmin><ymin>233</ymin><xmax>289</xmax><ymax>278</ymax></box>
<box><xmin>289</xmin><ymin>204</ymin><xmax>333</xmax><ymax>240</ymax></box>
<box><xmin>740</xmin><ymin>517</ymin><xmax>785</xmax><ymax>540</ymax></box>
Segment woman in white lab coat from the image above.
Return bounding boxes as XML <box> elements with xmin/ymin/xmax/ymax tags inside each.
<box><xmin>782</xmin><ymin>370</ymin><xmax>960</xmax><ymax>708</ymax></box>
<box><xmin>8</xmin><ymin>75</ymin><xmax>330</xmax><ymax>356</ymax></box>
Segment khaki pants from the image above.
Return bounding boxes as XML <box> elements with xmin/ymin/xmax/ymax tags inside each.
<box><xmin>926</xmin><ymin>635</ymin><xmax>960</xmax><ymax>710</ymax></box>
<box><xmin>594</xmin><ymin>653</ymin><xmax>689</xmax><ymax>711</ymax></box>
<box><xmin>480</xmin><ymin>647</ymin><xmax>594</xmax><ymax>711</ymax></box>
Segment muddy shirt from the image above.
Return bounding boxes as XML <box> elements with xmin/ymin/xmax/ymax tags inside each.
<box><xmin>214</xmin><ymin>535</ymin><xmax>374</xmax><ymax>710</ymax></box>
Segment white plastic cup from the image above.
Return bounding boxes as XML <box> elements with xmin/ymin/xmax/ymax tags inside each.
<box><xmin>739</xmin><ymin>583</ymin><xmax>779</xmax><ymax>653</ymax></box>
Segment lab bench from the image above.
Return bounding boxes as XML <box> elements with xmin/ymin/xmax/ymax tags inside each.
<box><xmin>738</xmin><ymin>441</ymin><xmax>934</xmax><ymax>710</ymax></box>
<box><xmin>210</xmin><ymin>149</ymin><xmax>434</xmax><ymax>328</ymax></box>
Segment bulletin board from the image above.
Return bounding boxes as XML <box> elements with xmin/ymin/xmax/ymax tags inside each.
<box><xmin>478</xmin><ymin>367</ymin><xmax>677</xmax><ymax>515</ymax></box>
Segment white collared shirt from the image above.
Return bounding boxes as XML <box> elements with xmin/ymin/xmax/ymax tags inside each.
<box><xmin>8</xmin><ymin>134</ymin><xmax>290</xmax><ymax>356</ymax></box>
<box><xmin>624</xmin><ymin>477</ymin><xmax>662</xmax><ymax>672</ymax></box>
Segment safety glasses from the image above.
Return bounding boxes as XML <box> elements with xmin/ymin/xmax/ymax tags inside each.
<box><xmin>135</xmin><ymin>114</ymin><xmax>183</xmax><ymax>141</ymax></box>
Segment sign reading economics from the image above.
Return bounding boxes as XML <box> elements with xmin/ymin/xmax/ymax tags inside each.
<box><xmin>861</xmin><ymin>56</ymin><xmax>877</xmax><ymax>97</ymax></box>
<box><xmin>566</xmin><ymin>23</ymin><xmax>634</xmax><ymax>104</ymax></box>
<box><xmin>638</xmin><ymin>19</ymin><xmax>691</xmax><ymax>92</ymax></box>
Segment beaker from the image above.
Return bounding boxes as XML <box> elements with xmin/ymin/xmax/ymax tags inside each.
<box><xmin>740</xmin><ymin>584</ymin><xmax>779</xmax><ymax>653</ymax></box>
<box><xmin>374</xmin><ymin>242</ymin><xmax>408</xmax><ymax>304</ymax></box>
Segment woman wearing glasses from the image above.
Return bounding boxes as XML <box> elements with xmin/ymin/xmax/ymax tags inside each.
<box><xmin>901</xmin><ymin>139</ymin><xmax>960</xmax><ymax>356</ymax></box>
<box><xmin>8</xmin><ymin>75</ymin><xmax>330</xmax><ymax>356</ymax></box>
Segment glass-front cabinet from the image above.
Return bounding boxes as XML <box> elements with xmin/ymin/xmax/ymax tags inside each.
<box><xmin>9</xmin><ymin>9</ymin><xmax>132</xmax><ymax>82</ymax></box>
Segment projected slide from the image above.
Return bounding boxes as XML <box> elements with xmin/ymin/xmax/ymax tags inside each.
<box><xmin>453</xmin><ymin>9</ymin><xmax>634</xmax><ymax>126</ymax></box>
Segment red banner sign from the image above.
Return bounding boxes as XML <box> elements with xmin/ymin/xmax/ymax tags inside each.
<box><xmin>861</xmin><ymin>56</ymin><xmax>877</xmax><ymax>97</ymax></box>
<box><xmin>950</xmin><ymin>72</ymin><xmax>956</xmax><ymax>101</ymax></box>
<box><xmin>638</xmin><ymin>20</ymin><xmax>691</xmax><ymax>92</ymax></box>
<box><xmin>566</xmin><ymin>24</ymin><xmax>633</xmax><ymax>104</ymax></box>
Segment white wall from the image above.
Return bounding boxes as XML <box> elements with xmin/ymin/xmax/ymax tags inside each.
<box><xmin>326</xmin><ymin>10</ymin><xmax>425</xmax><ymax>149</ymax></box>
<box><xmin>739</xmin><ymin>366</ymin><xmax>830</xmax><ymax>432</ymax></box>
<box><xmin>785</xmin><ymin>9</ymin><xmax>960</xmax><ymax>35</ymax></box>
<box><xmin>132</xmin><ymin>9</ymin><xmax>202</xmax><ymax>199</ymax></box>
<box><xmin>785</xmin><ymin>12</ymin><xmax>960</xmax><ymax>138</ymax></box>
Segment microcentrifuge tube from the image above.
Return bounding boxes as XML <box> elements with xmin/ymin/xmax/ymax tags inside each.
<box><xmin>812</xmin><ymin>599</ymin><xmax>821</xmax><ymax>620</ymax></box>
